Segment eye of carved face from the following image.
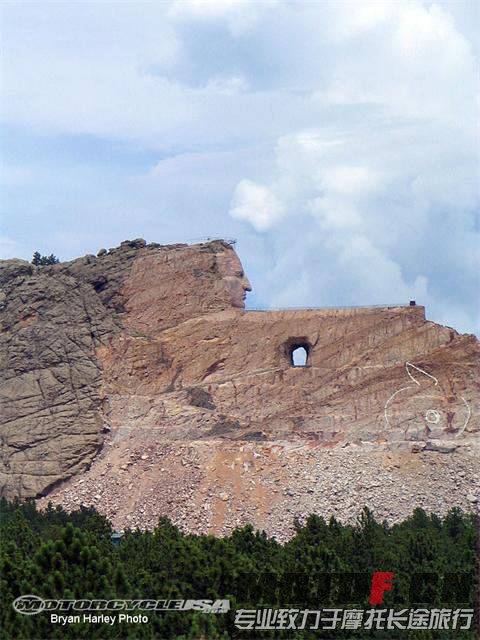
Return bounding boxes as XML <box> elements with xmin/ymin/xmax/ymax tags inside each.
<box><xmin>425</xmin><ymin>409</ymin><xmax>440</xmax><ymax>424</ymax></box>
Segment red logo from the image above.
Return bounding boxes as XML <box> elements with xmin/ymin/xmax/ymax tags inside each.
<box><xmin>370</xmin><ymin>572</ymin><xmax>394</xmax><ymax>604</ymax></box>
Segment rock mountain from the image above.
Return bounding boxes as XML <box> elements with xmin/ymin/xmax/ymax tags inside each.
<box><xmin>1</xmin><ymin>239</ymin><xmax>478</xmax><ymax>537</ymax></box>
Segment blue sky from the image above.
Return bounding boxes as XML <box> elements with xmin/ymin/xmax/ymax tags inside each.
<box><xmin>1</xmin><ymin>1</ymin><xmax>478</xmax><ymax>333</ymax></box>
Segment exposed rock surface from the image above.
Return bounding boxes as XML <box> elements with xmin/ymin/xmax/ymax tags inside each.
<box><xmin>1</xmin><ymin>239</ymin><xmax>245</xmax><ymax>498</ymax></box>
<box><xmin>38</xmin><ymin>440</ymin><xmax>479</xmax><ymax>542</ymax></box>
<box><xmin>0</xmin><ymin>259</ymin><xmax>115</xmax><ymax>497</ymax></box>
<box><xmin>1</xmin><ymin>239</ymin><xmax>478</xmax><ymax>536</ymax></box>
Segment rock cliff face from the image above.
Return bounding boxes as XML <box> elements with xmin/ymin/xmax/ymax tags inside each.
<box><xmin>0</xmin><ymin>240</ymin><xmax>246</xmax><ymax>498</ymax></box>
<box><xmin>1</xmin><ymin>239</ymin><xmax>478</xmax><ymax>536</ymax></box>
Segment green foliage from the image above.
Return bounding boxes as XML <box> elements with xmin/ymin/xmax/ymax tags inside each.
<box><xmin>0</xmin><ymin>498</ymin><xmax>476</xmax><ymax>639</ymax></box>
<box><xmin>31</xmin><ymin>251</ymin><xmax>60</xmax><ymax>265</ymax></box>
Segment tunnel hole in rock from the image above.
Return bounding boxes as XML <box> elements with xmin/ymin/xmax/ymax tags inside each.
<box><xmin>282</xmin><ymin>337</ymin><xmax>311</xmax><ymax>367</ymax></box>
<box><xmin>290</xmin><ymin>344</ymin><xmax>309</xmax><ymax>367</ymax></box>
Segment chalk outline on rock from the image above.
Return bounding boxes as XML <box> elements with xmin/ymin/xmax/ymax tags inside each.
<box><xmin>384</xmin><ymin>361</ymin><xmax>471</xmax><ymax>438</ymax></box>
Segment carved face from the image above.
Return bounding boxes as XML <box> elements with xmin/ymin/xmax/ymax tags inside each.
<box><xmin>215</xmin><ymin>248</ymin><xmax>251</xmax><ymax>308</ymax></box>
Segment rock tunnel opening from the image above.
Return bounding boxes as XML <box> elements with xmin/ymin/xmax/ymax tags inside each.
<box><xmin>290</xmin><ymin>344</ymin><xmax>309</xmax><ymax>367</ymax></box>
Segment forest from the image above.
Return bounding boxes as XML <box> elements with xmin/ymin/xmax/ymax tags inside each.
<box><xmin>0</xmin><ymin>498</ymin><xmax>477</xmax><ymax>639</ymax></box>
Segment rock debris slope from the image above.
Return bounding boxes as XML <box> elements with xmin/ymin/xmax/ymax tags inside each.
<box><xmin>1</xmin><ymin>239</ymin><xmax>478</xmax><ymax>536</ymax></box>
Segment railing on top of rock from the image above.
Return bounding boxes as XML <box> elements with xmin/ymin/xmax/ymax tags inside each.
<box><xmin>246</xmin><ymin>301</ymin><xmax>419</xmax><ymax>311</ymax></box>
<box><xmin>187</xmin><ymin>237</ymin><xmax>237</xmax><ymax>246</ymax></box>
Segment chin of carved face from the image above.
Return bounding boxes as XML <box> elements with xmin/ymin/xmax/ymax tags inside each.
<box><xmin>224</xmin><ymin>277</ymin><xmax>249</xmax><ymax>308</ymax></box>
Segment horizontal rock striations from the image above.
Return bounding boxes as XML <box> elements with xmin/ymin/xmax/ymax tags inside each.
<box><xmin>1</xmin><ymin>239</ymin><xmax>478</xmax><ymax>534</ymax></box>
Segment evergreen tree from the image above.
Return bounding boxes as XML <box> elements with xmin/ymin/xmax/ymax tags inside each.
<box><xmin>0</xmin><ymin>499</ymin><xmax>476</xmax><ymax>639</ymax></box>
<box><xmin>31</xmin><ymin>252</ymin><xmax>60</xmax><ymax>265</ymax></box>
<box><xmin>31</xmin><ymin>251</ymin><xmax>42</xmax><ymax>265</ymax></box>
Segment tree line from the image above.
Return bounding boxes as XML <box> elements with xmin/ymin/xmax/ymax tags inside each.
<box><xmin>0</xmin><ymin>498</ymin><xmax>477</xmax><ymax>639</ymax></box>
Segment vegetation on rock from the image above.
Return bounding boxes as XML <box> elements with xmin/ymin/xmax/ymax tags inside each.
<box><xmin>31</xmin><ymin>252</ymin><xmax>60</xmax><ymax>266</ymax></box>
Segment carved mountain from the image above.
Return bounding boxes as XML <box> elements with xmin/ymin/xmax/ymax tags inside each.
<box><xmin>1</xmin><ymin>239</ymin><xmax>478</xmax><ymax>537</ymax></box>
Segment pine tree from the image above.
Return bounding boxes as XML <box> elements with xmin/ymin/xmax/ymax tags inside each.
<box><xmin>31</xmin><ymin>252</ymin><xmax>59</xmax><ymax>265</ymax></box>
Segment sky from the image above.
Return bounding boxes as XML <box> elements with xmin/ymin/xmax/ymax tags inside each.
<box><xmin>1</xmin><ymin>0</ymin><xmax>479</xmax><ymax>334</ymax></box>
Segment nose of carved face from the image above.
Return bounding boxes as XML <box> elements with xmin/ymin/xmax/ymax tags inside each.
<box><xmin>241</xmin><ymin>277</ymin><xmax>252</xmax><ymax>296</ymax></box>
<box><xmin>226</xmin><ymin>277</ymin><xmax>250</xmax><ymax>307</ymax></box>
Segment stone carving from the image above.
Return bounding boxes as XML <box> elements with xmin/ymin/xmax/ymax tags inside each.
<box><xmin>1</xmin><ymin>239</ymin><xmax>478</xmax><ymax>535</ymax></box>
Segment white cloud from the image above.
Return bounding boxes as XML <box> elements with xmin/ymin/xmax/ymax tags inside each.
<box><xmin>230</xmin><ymin>180</ymin><xmax>285</xmax><ymax>232</ymax></box>
<box><xmin>205</xmin><ymin>74</ymin><xmax>249</xmax><ymax>94</ymax></box>
<box><xmin>321</xmin><ymin>2</ymin><xmax>476</xmax><ymax>127</ymax></box>
<box><xmin>228</xmin><ymin>97</ymin><xmax>477</xmax><ymax>328</ymax></box>
<box><xmin>321</xmin><ymin>166</ymin><xmax>381</xmax><ymax>196</ymax></box>
<box><xmin>170</xmin><ymin>0</ymin><xmax>248</xmax><ymax>17</ymax></box>
<box><xmin>168</xmin><ymin>0</ymin><xmax>278</xmax><ymax>35</ymax></box>
<box><xmin>1</xmin><ymin>0</ymin><xmax>478</xmax><ymax>333</ymax></box>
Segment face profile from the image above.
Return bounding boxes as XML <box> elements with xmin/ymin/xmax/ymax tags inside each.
<box><xmin>215</xmin><ymin>247</ymin><xmax>252</xmax><ymax>308</ymax></box>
